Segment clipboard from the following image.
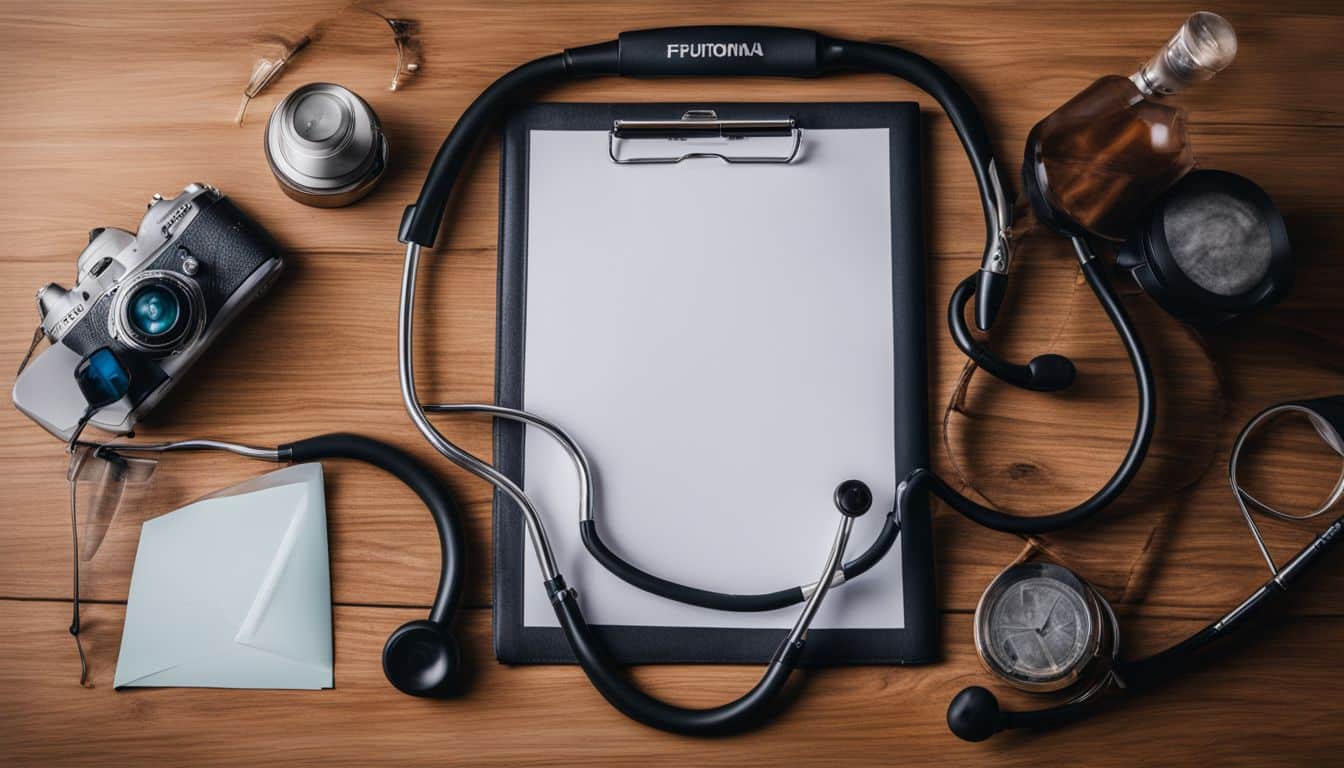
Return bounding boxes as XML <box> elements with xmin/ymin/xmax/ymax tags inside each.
<box><xmin>493</xmin><ymin>102</ymin><xmax>936</xmax><ymax>666</ymax></box>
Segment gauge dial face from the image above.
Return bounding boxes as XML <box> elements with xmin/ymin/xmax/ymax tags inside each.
<box><xmin>979</xmin><ymin>566</ymin><xmax>1097</xmax><ymax>686</ymax></box>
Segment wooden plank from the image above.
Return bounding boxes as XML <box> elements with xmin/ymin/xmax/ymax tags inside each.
<box><xmin>1</xmin><ymin>600</ymin><xmax>1339</xmax><ymax>767</ymax></box>
<box><xmin>2</xmin><ymin>2</ymin><xmax>1344</xmax><ymax>257</ymax></box>
<box><xmin>0</xmin><ymin>249</ymin><xmax>1340</xmax><ymax>616</ymax></box>
<box><xmin>3</xmin><ymin>242</ymin><xmax>1340</xmax><ymax>617</ymax></box>
<box><xmin>2</xmin><ymin>123</ymin><xmax>1341</xmax><ymax>261</ymax></box>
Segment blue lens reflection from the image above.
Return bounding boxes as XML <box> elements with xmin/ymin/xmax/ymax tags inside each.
<box><xmin>128</xmin><ymin>285</ymin><xmax>181</xmax><ymax>337</ymax></box>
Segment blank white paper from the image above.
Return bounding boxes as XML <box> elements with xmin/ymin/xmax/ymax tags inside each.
<box><xmin>521</xmin><ymin>128</ymin><xmax>901</xmax><ymax>630</ymax></box>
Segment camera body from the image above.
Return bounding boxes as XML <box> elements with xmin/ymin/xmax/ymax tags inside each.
<box><xmin>13</xmin><ymin>183</ymin><xmax>284</xmax><ymax>439</ymax></box>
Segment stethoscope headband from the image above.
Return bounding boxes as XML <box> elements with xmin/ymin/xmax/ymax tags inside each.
<box><xmin>398</xmin><ymin>26</ymin><xmax>1015</xmax><ymax>328</ymax></box>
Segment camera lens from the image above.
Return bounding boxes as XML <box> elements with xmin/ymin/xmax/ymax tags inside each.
<box><xmin>127</xmin><ymin>284</ymin><xmax>181</xmax><ymax>337</ymax></box>
<box><xmin>111</xmin><ymin>271</ymin><xmax>204</xmax><ymax>355</ymax></box>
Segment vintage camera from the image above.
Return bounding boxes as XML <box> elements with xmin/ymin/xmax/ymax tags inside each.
<box><xmin>12</xmin><ymin>183</ymin><xmax>284</xmax><ymax>439</ymax></box>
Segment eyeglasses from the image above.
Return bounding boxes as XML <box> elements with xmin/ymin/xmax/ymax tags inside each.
<box><xmin>235</xmin><ymin>2</ymin><xmax>423</xmax><ymax>125</ymax></box>
<box><xmin>65</xmin><ymin>444</ymin><xmax>159</xmax><ymax>686</ymax></box>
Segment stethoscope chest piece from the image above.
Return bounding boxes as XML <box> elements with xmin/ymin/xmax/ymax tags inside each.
<box><xmin>974</xmin><ymin>562</ymin><xmax>1111</xmax><ymax>693</ymax></box>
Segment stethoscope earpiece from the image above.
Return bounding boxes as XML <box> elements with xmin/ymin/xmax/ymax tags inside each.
<box><xmin>947</xmin><ymin>686</ymin><xmax>1003</xmax><ymax>742</ymax></box>
<box><xmin>1024</xmin><ymin>353</ymin><xmax>1077</xmax><ymax>391</ymax></box>
<box><xmin>947</xmin><ymin>275</ymin><xmax>1081</xmax><ymax>394</ymax></box>
<box><xmin>833</xmin><ymin>479</ymin><xmax>873</xmax><ymax>517</ymax></box>
<box><xmin>382</xmin><ymin>619</ymin><xmax>463</xmax><ymax>698</ymax></box>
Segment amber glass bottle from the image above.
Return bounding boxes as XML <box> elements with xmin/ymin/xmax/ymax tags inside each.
<box><xmin>1024</xmin><ymin>12</ymin><xmax>1238</xmax><ymax>241</ymax></box>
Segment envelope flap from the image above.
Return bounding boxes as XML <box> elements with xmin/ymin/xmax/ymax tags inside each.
<box><xmin>234</xmin><ymin>463</ymin><xmax>332</xmax><ymax>670</ymax></box>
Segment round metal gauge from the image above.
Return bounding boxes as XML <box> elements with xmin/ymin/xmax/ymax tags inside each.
<box><xmin>973</xmin><ymin>562</ymin><xmax>1105</xmax><ymax>692</ymax></box>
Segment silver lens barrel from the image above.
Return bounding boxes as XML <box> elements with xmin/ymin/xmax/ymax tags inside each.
<box><xmin>108</xmin><ymin>270</ymin><xmax>206</xmax><ymax>355</ymax></box>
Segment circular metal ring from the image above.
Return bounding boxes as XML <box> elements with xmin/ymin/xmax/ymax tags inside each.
<box><xmin>1230</xmin><ymin>404</ymin><xmax>1344</xmax><ymax>522</ymax></box>
<box><xmin>107</xmin><ymin>269</ymin><xmax>206</xmax><ymax>356</ymax></box>
<box><xmin>973</xmin><ymin>562</ymin><xmax>1109</xmax><ymax>693</ymax></box>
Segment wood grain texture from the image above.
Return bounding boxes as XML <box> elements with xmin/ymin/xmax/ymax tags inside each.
<box><xmin>0</xmin><ymin>1</ymin><xmax>1341</xmax><ymax>765</ymax></box>
<box><xmin>3</xmin><ymin>602</ymin><xmax>1341</xmax><ymax>768</ymax></box>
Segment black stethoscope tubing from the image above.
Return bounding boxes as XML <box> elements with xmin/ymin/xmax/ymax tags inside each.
<box><xmin>927</xmin><ymin>238</ymin><xmax>1157</xmax><ymax>535</ymax></box>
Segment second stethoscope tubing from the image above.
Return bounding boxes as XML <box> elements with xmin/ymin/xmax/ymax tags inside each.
<box><xmin>399</xmin><ymin>242</ymin><xmax>563</xmax><ymax>583</ymax></box>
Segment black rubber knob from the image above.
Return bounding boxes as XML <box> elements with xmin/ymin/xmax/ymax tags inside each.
<box><xmin>947</xmin><ymin>686</ymin><xmax>1002</xmax><ymax>742</ymax></box>
<box><xmin>1026</xmin><ymin>353</ymin><xmax>1077</xmax><ymax>391</ymax></box>
<box><xmin>383</xmin><ymin>619</ymin><xmax>462</xmax><ymax>698</ymax></box>
<box><xmin>833</xmin><ymin>480</ymin><xmax>872</xmax><ymax>517</ymax></box>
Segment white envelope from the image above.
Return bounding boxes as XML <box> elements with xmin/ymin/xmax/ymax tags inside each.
<box><xmin>114</xmin><ymin>463</ymin><xmax>333</xmax><ymax>690</ymax></box>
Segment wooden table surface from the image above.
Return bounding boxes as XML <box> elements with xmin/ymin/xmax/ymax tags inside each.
<box><xmin>2</xmin><ymin>1</ymin><xmax>1341</xmax><ymax>765</ymax></box>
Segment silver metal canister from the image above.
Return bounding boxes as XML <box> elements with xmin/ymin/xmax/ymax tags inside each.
<box><xmin>264</xmin><ymin>83</ymin><xmax>388</xmax><ymax>207</ymax></box>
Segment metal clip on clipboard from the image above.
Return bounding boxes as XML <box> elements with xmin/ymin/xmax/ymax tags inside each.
<box><xmin>608</xmin><ymin>109</ymin><xmax>802</xmax><ymax>164</ymax></box>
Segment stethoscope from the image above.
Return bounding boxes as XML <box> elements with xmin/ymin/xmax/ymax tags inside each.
<box><xmin>948</xmin><ymin>397</ymin><xmax>1344</xmax><ymax>741</ymax></box>
<box><xmin>392</xmin><ymin>26</ymin><xmax>1159</xmax><ymax>735</ymax></box>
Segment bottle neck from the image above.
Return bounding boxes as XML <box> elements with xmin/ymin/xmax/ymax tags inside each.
<box><xmin>1128</xmin><ymin>68</ymin><xmax>1164</xmax><ymax>98</ymax></box>
<box><xmin>1129</xmin><ymin>62</ymin><xmax>1193</xmax><ymax>98</ymax></box>
<box><xmin>1130</xmin><ymin>54</ymin><xmax>1197</xmax><ymax>97</ymax></box>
